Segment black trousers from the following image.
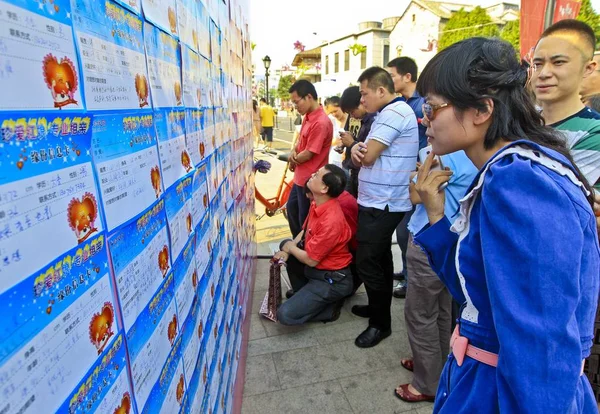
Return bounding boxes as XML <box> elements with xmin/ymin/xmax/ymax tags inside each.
<box><xmin>356</xmin><ymin>205</ymin><xmax>405</xmax><ymax>330</ymax></box>
<box><xmin>287</xmin><ymin>184</ymin><xmax>311</xmax><ymax>238</ymax></box>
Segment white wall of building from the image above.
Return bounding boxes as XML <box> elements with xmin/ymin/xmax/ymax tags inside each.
<box><xmin>389</xmin><ymin>3</ymin><xmax>441</xmax><ymax>74</ymax></box>
<box><xmin>320</xmin><ymin>30</ymin><xmax>390</xmax><ymax>96</ymax></box>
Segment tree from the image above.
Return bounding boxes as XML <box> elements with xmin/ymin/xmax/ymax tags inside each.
<box><xmin>577</xmin><ymin>0</ymin><xmax>600</xmax><ymax>48</ymax></box>
<box><xmin>438</xmin><ymin>6</ymin><xmax>500</xmax><ymax>51</ymax></box>
<box><xmin>277</xmin><ymin>75</ymin><xmax>294</xmax><ymax>101</ymax></box>
<box><xmin>500</xmin><ymin>18</ymin><xmax>520</xmax><ymax>53</ymax></box>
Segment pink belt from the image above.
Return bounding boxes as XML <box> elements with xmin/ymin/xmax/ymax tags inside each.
<box><xmin>450</xmin><ymin>326</ymin><xmax>586</xmax><ymax>375</ymax></box>
<box><xmin>450</xmin><ymin>325</ymin><xmax>498</xmax><ymax>367</ymax></box>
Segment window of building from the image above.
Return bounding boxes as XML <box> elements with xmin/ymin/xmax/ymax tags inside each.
<box><xmin>383</xmin><ymin>45</ymin><xmax>390</xmax><ymax>65</ymax></box>
<box><xmin>334</xmin><ymin>52</ymin><xmax>339</xmax><ymax>73</ymax></box>
<box><xmin>344</xmin><ymin>49</ymin><xmax>350</xmax><ymax>71</ymax></box>
<box><xmin>325</xmin><ymin>55</ymin><xmax>329</xmax><ymax>75</ymax></box>
<box><xmin>412</xmin><ymin>14</ymin><xmax>416</xmax><ymax>23</ymax></box>
<box><xmin>360</xmin><ymin>48</ymin><xmax>367</xmax><ymax>69</ymax></box>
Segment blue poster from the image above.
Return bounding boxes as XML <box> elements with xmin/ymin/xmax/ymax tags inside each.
<box><xmin>114</xmin><ymin>0</ymin><xmax>142</xmax><ymax>15</ymax></box>
<box><xmin>0</xmin><ymin>112</ymin><xmax>103</xmax><ymax>291</ymax></box>
<box><xmin>141</xmin><ymin>0</ymin><xmax>178</xmax><ymax>38</ymax></box>
<box><xmin>199</xmin><ymin>56</ymin><xmax>213</xmax><ymax>108</ymax></box>
<box><xmin>173</xmin><ymin>235</ymin><xmax>197</xmax><ymax>324</ymax></box>
<box><xmin>164</xmin><ymin>174</ymin><xmax>193</xmax><ymax>260</ymax></box>
<box><xmin>154</xmin><ymin>109</ymin><xmax>192</xmax><ymax>191</ymax></box>
<box><xmin>179</xmin><ymin>295</ymin><xmax>202</xmax><ymax>392</ymax></box>
<box><xmin>141</xmin><ymin>334</ymin><xmax>187</xmax><ymax>414</ymax></box>
<box><xmin>182</xmin><ymin>46</ymin><xmax>202</xmax><ymax>110</ymax></box>
<box><xmin>194</xmin><ymin>213</ymin><xmax>212</xmax><ymax>285</ymax></box>
<box><xmin>191</xmin><ymin>163</ymin><xmax>209</xmax><ymax>229</ymax></box>
<box><xmin>125</xmin><ymin>272</ymin><xmax>180</xmax><ymax>412</ymax></box>
<box><xmin>144</xmin><ymin>22</ymin><xmax>183</xmax><ymax>109</ymax></box>
<box><xmin>177</xmin><ymin>0</ymin><xmax>199</xmax><ymax>52</ymax></box>
<box><xmin>92</xmin><ymin>112</ymin><xmax>163</xmax><ymax>232</ymax></box>
<box><xmin>0</xmin><ymin>233</ymin><xmax>121</xmax><ymax>414</ymax></box>
<box><xmin>0</xmin><ymin>0</ymin><xmax>84</xmax><ymax>111</ymax></box>
<box><xmin>108</xmin><ymin>200</ymin><xmax>171</xmax><ymax>332</ymax></box>
<box><xmin>196</xmin><ymin>0</ymin><xmax>210</xmax><ymax>60</ymax></box>
<box><xmin>58</xmin><ymin>333</ymin><xmax>137</xmax><ymax>414</ymax></box>
<box><xmin>185</xmin><ymin>108</ymin><xmax>205</xmax><ymax>167</ymax></box>
<box><xmin>72</xmin><ymin>0</ymin><xmax>151</xmax><ymax>110</ymax></box>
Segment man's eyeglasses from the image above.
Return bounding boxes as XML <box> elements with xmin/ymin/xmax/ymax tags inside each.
<box><xmin>292</xmin><ymin>97</ymin><xmax>305</xmax><ymax>106</ymax></box>
<box><xmin>422</xmin><ymin>102</ymin><xmax>451</xmax><ymax>121</ymax></box>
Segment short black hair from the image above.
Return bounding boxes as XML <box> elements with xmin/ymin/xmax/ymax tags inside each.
<box><xmin>324</xmin><ymin>96</ymin><xmax>341</xmax><ymax>107</ymax></box>
<box><xmin>289</xmin><ymin>79</ymin><xmax>318</xmax><ymax>100</ymax></box>
<box><xmin>586</xmin><ymin>94</ymin><xmax>600</xmax><ymax>112</ymax></box>
<box><xmin>340</xmin><ymin>86</ymin><xmax>361</xmax><ymax>113</ymax></box>
<box><xmin>260</xmin><ymin>97</ymin><xmax>266</xmax><ymax>103</ymax></box>
<box><xmin>322</xmin><ymin>164</ymin><xmax>346</xmax><ymax>197</ymax></box>
<box><xmin>540</xmin><ymin>19</ymin><xmax>596</xmax><ymax>58</ymax></box>
<box><xmin>387</xmin><ymin>57</ymin><xmax>418</xmax><ymax>82</ymax></box>
<box><xmin>357</xmin><ymin>66</ymin><xmax>395</xmax><ymax>94</ymax></box>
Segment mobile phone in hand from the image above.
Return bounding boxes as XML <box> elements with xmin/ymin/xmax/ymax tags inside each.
<box><xmin>418</xmin><ymin>146</ymin><xmax>448</xmax><ymax>190</ymax></box>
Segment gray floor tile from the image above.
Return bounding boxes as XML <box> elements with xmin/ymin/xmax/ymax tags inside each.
<box><xmin>415</xmin><ymin>406</ymin><xmax>434</xmax><ymax>414</ymax></box>
<box><xmin>243</xmin><ymin>354</ymin><xmax>281</xmax><ymax>397</ymax></box>
<box><xmin>339</xmin><ymin>367</ymin><xmax>433</xmax><ymax>414</ymax></box>
<box><xmin>241</xmin><ymin>380</ymin><xmax>353</xmax><ymax>414</ymax></box>
<box><xmin>251</xmin><ymin>290</ymin><xmax>267</xmax><ymax>313</ymax></box>
<box><xmin>248</xmin><ymin>313</ymin><xmax>268</xmax><ymax>341</ymax></box>
<box><xmin>248</xmin><ymin>329</ymin><xmax>321</xmax><ymax>357</ymax></box>
<box><xmin>260</xmin><ymin>305</ymin><xmax>355</xmax><ymax>337</ymax></box>
<box><xmin>272</xmin><ymin>337</ymin><xmax>402</xmax><ymax>389</ymax></box>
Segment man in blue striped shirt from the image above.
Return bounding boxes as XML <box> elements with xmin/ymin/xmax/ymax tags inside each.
<box><xmin>350</xmin><ymin>67</ymin><xmax>419</xmax><ymax>348</ymax></box>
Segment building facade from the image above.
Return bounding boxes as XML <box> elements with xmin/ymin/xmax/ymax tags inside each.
<box><xmin>389</xmin><ymin>0</ymin><xmax>518</xmax><ymax>74</ymax></box>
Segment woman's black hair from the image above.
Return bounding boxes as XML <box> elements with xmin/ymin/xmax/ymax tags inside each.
<box><xmin>252</xmin><ymin>99</ymin><xmax>258</xmax><ymax>112</ymax></box>
<box><xmin>416</xmin><ymin>37</ymin><xmax>594</xmax><ymax>206</ymax></box>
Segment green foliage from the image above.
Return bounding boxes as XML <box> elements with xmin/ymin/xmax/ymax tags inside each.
<box><xmin>576</xmin><ymin>0</ymin><xmax>600</xmax><ymax>49</ymax></box>
<box><xmin>349</xmin><ymin>43</ymin><xmax>367</xmax><ymax>56</ymax></box>
<box><xmin>438</xmin><ymin>6</ymin><xmax>500</xmax><ymax>51</ymax></box>
<box><xmin>500</xmin><ymin>18</ymin><xmax>520</xmax><ymax>52</ymax></box>
<box><xmin>277</xmin><ymin>75</ymin><xmax>295</xmax><ymax>101</ymax></box>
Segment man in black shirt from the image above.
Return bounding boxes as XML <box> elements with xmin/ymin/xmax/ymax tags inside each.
<box><xmin>339</xmin><ymin>86</ymin><xmax>375</xmax><ymax>198</ymax></box>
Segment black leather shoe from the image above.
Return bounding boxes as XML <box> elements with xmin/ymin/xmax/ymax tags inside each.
<box><xmin>351</xmin><ymin>305</ymin><xmax>370</xmax><ymax>318</ymax></box>
<box><xmin>355</xmin><ymin>326</ymin><xmax>391</xmax><ymax>348</ymax></box>
<box><xmin>285</xmin><ymin>289</ymin><xmax>295</xmax><ymax>299</ymax></box>
<box><xmin>326</xmin><ymin>299</ymin><xmax>345</xmax><ymax>323</ymax></box>
<box><xmin>393</xmin><ymin>283</ymin><xmax>406</xmax><ymax>299</ymax></box>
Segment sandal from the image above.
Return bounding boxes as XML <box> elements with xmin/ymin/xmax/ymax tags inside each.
<box><xmin>394</xmin><ymin>384</ymin><xmax>435</xmax><ymax>403</ymax></box>
<box><xmin>401</xmin><ymin>358</ymin><xmax>414</xmax><ymax>372</ymax></box>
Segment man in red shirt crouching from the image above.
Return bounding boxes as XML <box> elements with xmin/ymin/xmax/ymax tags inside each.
<box><xmin>274</xmin><ymin>164</ymin><xmax>354</xmax><ymax>325</ymax></box>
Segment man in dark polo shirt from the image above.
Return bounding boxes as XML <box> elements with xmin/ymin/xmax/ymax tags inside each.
<box><xmin>274</xmin><ymin>164</ymin><xmax>353</xmax><ymax>325</ymax></box>
<box><xmin>287</xmin><ymin>80</ymin><xmax>333</xmax><ymax>238</ymax></box>
<box><xmin>339</xmin><ymin>85</ymin><xmax>376</xmax><ymax>198</ymax></box>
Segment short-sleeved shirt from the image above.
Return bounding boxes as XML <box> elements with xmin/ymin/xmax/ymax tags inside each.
<box><xmin>260</xmin><ymin>104</ymin><xmax>275</xmax><ymax>127</ymax></box>
<box><xmin>336</xmin><ymin>191</ymin><xmax>358</xmax><ymax>251</ymax></box>
<box><xmin>304</xmin><ymin>198</ymin><xmax>353</xmax><ymax>270</ymax></box>
<box><xmin>550</xmin><ymin>107</ymin><xmax>600</xmax><ymax>190</ymax></box>
<box><xmin>294</xmin><ymin>106</ymin><xmax>333</xmax><ymax>186</ymax></box>
<box><xmin>357</xmin><ymin>98</ymin><xmax>419</xmax><ymax>212</ymax></box>
<box><xmin>400</xmin><ymin>90</ymin><xmax>428</xmax><ymax>150</ymax></box>
<box><xmin>408</xmin><ymin>150</ymin><xmax>478</xmax><ymax>235</ymax></box>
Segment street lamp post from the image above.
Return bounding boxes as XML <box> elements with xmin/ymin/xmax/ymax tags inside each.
<box><xmin>263</xmin><ymin>55</ymin><xmax>271</xmax><ymax>105</ymax></box>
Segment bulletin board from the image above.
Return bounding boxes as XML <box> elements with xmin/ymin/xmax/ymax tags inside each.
<box><xmin>0</xmin><ymin>0</ymin><xmax>257</xmax><ymax>413</ymax></box>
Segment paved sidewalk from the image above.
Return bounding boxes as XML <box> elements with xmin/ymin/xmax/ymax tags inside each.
<box><xmin>241</xmin><ymin>258</ymin><xmax>433</xmax><ymax>414</ymax></box>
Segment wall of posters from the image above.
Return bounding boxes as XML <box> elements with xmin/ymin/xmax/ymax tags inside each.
<box><xmin>0</xmin><ymin>0</ymin><xmax>256</xmax><ymax>412</ymax></box>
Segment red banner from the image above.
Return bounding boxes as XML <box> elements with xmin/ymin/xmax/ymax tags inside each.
<box><xmin>553</xmin><ymin>0</ymin><xmax>582</xmax><ymax>22</ymax></box>
<box><xmin>520</xmin><ymin>0</ymin><xmax>548</xmax><ymax>57</ymax></box>
<box><xmin>519</xmin><ymin>0</ymin><xmax>582</xmax><ymax>58</ymax></box>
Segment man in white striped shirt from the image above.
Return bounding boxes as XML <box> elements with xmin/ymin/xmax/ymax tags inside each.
<box><xmin>350</xmin><ymin>67</ymin><xmax>419</xmax><ymax>348</ymax></box>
